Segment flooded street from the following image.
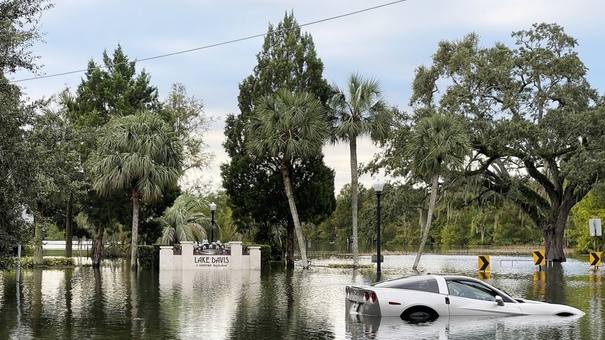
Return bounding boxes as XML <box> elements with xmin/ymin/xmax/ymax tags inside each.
<box><xmin>0</xmin><ymin>253</ymin><xmax>602</xmax><ymax>339</ymax></box>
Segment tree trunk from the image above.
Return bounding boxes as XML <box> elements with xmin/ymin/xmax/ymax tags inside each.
<box><xmin>65</xmin><ymin>192</ymin><xmax>73</xmax><ymax>257</ymax></box>
<box><xmin>542</xmin><ymin>202</ymin><xmax>572</xmax><ymax>262</ymax></box>
<box><xmin>286</xmin><ymin>222</ymin><xmax>295</xmax><ymax>270</ymax></box>
<box><xmin>281</xmin><ymin>159</ymin><xmax>309</xmax><ymax>269</ymax></box>
<box><xmin>349</xmin><ymin>137</ymin><xmax>360</xmax><ymax>267</ymax></box>
<box><xmin>544</xmin><ymin>224</ymin><xmax>566</xmax><ymax>262</ymax></box>
<box><xmin>34</xmin><ymin>202</ymin><xmax>44</xmax><ymax>266</ymax></box>
<box><xmin>131</xmin><ymin>187</ymin><xmax>140</xmax><ymax>270</ymax></box>
<box><xmin>92</xmin><ymin>225</ymin><xmax>105</xmax><ymax>268</ymax></box>
<box><xmin>413</xmin><ymin>174</ymin><xmax>439</xmax><ymax>271</ymax></box>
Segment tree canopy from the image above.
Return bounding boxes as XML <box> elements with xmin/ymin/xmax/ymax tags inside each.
<box><xmin>329</xmin><ymin>73</ymin><xmax>392</xmax><ymax>267</ymax></box>
<box><xmin>69</xmin><ymin>45</ymin><xmax>160</xmax><ymax>128</ymax></box>
<box><xmin>406</xmin><ymin>23</ymin><xmax>604</xmax><ymax>262</ymax></box>
<box><xmin>88</xmin><ymin>111</ymin><xmax>182</xmax><ymax>268</ymax></box>
<box><xmin>247</xmin><ymin>89</ymin><xmax>330</xmax><ymax>268</ymax></box>
<box><xmin>67</xmin><ymin>46</ymin><xmax>179</xmax><ymax>267</ymax></box>
<box><xmin>407</xmin><ymin>113</ymin><xmax>471</xmax><ymax>270</ymax></box>
<box><xmin>221</xmin><ymin>12</ymin><xmax>335</xmax><ymax>268</ymax></box>
<box><xmin>0</xmin><ymin>0</ymin><xmax>52</xmax><ymax>268</ymax></box>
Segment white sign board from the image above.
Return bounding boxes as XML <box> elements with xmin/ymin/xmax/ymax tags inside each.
<box><xmin>590</xmin><ymin>218</ymin><xmax>602</xmax><ymax>237</ymax></box>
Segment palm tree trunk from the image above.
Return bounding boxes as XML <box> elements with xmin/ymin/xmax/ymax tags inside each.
<box><xmin>131</xmin><ymin>187</ymin><xmax>140</xmax><ymax>270</ymax></box>
<box><xmin>350</xmin><ymin>137</ymin><xmax>360</xmax><ymax>267</ymax></box>
<box><xmin>413</xmin><ymin>174</ymin><xmax>439</xmax><ymax>271</ymax></box>
<box><xmin>282</xmin><ymin>159</ymin><xmax>309</xmax><ymax>269</ymax></box>
<box><xmin>286</xmin><ymin>222</ymin><xmax>295</xmax><ymax>269</ymax></box>
<box><xmin>92</xmin><ymin>224</ymin><xmax>104</xmax><ymax>268</ymax></box>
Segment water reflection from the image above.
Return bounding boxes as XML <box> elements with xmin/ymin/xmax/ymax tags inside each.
<box><xmin>588</xmin><ymin>268</ymin><xmax>602</xmax><ymax>340</ymax></box>
<box><xmin>347</xmin><ymin>314</ymin><xmax>584</xmax><ymax>339</ymax></box>
<box><xmin>0</xmin><ymin>254</ymin><xmax>603</xmax><ymax>339</ymax></box>
<box><xmin>158</xmin><ymin>268</ymin><xmax>263</xmax><ymax>338</ymax></box>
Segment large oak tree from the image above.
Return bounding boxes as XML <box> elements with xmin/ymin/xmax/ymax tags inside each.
<box><xmin>409</xmin><ymin>23</ymin><xmax>604</xmax><ymax>262</ymax></box>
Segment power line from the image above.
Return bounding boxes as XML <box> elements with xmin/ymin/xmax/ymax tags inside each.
<box><xmin>10</xmin><ymin>0</ymin><xmax>407</xmax><ymax>83</ymax></box>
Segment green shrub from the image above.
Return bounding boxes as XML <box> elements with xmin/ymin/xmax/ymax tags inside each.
<box><xmin>328</xmin><ymin>263</ymin><xmax>373</xmax><ymax>269</ymax></box>
<box><xmin>138</xmin><ymin>245</ymin><xmax>158</xmax><ymax>270</ymax></box>
<box><xmin>19</xmin><ymin>257</ymin><xmax>75</xmax><ymax>268</ymax></box>
<box><xmin>259</xmin><ymin>244</ymin><xmax>271</xmax><ymax>270</ymax></box>
<box><xmin>45</xmin><ymin>223</ymin><xmax>65</xmax><ymax>240</ymax></box>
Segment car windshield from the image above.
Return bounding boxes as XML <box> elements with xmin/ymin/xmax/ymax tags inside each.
<box><xmin>375</xmin><ymin>276</ymin><xmax>439</xmax><ymax>293</ymax></box>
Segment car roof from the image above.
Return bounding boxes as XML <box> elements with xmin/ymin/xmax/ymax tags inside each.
<box><xmin>373</xmin><ymin>274</ymin><xmax>484</xmax><ymax>287</ymax></box>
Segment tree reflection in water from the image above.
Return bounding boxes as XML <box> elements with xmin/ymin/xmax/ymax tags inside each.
<box><xmin>0</xmin><ymin>255</ymin><xmax>598</xmax><ymax>339</ymax></box>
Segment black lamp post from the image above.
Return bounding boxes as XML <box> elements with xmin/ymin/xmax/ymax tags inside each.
<box><xmin>210</xmin><ymin>202</ymin><xmax>216</xmax><ymax>243</ymax></box>
<box><xmin>374</xmin><ymin>181</ymin><xmax>384</xmax><ymax>281</ymax></box>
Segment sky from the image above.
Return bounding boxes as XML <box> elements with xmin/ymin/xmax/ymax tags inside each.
<box><xmin>10</xmin><ymin>0</ymin><xmax>605</xmax><ymax>195</ymax></box>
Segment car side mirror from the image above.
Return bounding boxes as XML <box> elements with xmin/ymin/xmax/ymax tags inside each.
<box><xmin>495</xmin><ymin>295</ymin><xmax>504</xmax><ymax>306</ymax></box>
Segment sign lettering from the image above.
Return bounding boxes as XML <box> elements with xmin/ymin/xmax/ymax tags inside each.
<box><xmin>194</xmin><ymin>256</ymin><xmax>230</xmax><ymax>267</ymax></box>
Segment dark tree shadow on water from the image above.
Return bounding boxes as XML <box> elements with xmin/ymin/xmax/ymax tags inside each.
<box><xmin>545</xmin><ymin>262</ymin><xmax>566</xmax><ymax>304</ymax></box>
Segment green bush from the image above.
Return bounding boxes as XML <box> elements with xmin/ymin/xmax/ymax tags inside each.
<box><xmin>19</xmin><ymin>257</ymin><xmax>75</xmax><ymax>268</ymax></box>
<box><xmin>138</xmin><ymin>245</ymin><xmax>158</xmax><ymax>270</ymax></box>
<box><xmin>259</xmin><ymin>244</ymin><xmax>271</xmax><ymax>270</ymax></box>
<box><xmin>45</xmin><ymin>223</ymin><xmax>65</xmax><ymax>240</ymax></box>
<box><xmin>328</xmin><ymin>263</ymin><xmax>373</xmax><ymax>269</ymax></box>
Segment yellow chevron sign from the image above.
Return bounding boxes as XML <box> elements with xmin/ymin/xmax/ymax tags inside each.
<box><xmin>478</xmin><ymin>255</ymin><xmax>490</xmax><ymax>272</ymax></box>
<box><xmin>590</xmin><ymin>252</ymin><xmax>602</xmax><ymax>267</ymax></box>
<box><xmin>533</xmin><ymin>250</ymin><xmax>546</xmax><ymax>266</ymax></box>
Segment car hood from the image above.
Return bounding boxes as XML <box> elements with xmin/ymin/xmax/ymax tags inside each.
<box><xmin>515</xmin><ymin>298</ymin><xmax>585</xmax><ymax>317</ymax></box>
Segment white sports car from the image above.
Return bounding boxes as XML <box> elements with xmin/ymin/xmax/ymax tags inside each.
<box><xmin>345</xmin><ymin>274</ymin><xmax>584</xmax><ymax>322</ymax></box>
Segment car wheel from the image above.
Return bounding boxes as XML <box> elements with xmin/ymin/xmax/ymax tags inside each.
<box><xmin>400</xmin><ymin>306</ymin><xmax>439</xmax><ymax>323</ymax></box>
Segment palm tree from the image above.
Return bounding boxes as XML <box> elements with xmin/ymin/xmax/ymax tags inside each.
<box><xmin>247</xmin><ymin>89</ymin><xmax>329</xmax><ymax>269</ymax></box>
<box><xmin>160</xmin><ymin>193</ymin><xmax>216</xmax><ymax>245</ymax></box>
<box><xmin>408</xmin><ymin>113</ymin><xmax>470</xmax><ymax>271</ymax></box>
<box><xmin>329</xmin><ymin>73</ymin><xmax>391</xmax><ymax>267</ymax></box>
<box><xmin>88</xmin><ymin>111</ymin><xmax>182</xmax><ymax>269</ymax></box>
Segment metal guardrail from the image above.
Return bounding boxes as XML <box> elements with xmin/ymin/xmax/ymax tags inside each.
<box><xmin>499</xmin><ymin>259</ymin><xmax>534</xmax><ymax>267</ymax></box>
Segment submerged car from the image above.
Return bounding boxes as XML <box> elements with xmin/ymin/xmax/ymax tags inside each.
<box><xmin>345</xmin><ymin>274</ymin><xmax>584</xmax><ymax>322</ymax></box>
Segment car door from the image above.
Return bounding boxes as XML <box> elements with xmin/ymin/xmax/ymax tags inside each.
<box><xmin>446</xmin><ymin>279</ymin><xmax>522</xmax><ymax>316</ymax></box>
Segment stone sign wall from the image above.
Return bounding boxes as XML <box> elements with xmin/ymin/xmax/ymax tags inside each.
<box><xmin>160</xmin><ymin>241</ymin><xmax>261</xmax><ymax>270</ymax></box>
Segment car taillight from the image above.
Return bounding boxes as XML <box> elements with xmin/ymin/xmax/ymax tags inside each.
<box><xmin>364</xmin><ymin>291</ymin><xmax>377</xmax><ymax>303</ymax></box>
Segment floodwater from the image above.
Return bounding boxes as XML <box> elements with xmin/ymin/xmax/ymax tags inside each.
<box><xmin>0</xmin><ymin>253</ymin><xmax>603</xmax><ymax>339</ymax></box>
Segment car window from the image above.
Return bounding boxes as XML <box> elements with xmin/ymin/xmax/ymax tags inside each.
<box><xmin>447</xmin><ymin>280</ymin><xmax>499</xmax><ymax>302</ymax></box>
<box><xmin>377</xmin><ymin>277</ymin><xmax>439</xmax><ymax>293</ymax></box>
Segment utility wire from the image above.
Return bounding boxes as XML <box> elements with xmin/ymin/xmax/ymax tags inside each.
<box><xmin>10</xmin><ymin>0</ymin><xmax>407</xmax><ymax>83</ymax></box>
